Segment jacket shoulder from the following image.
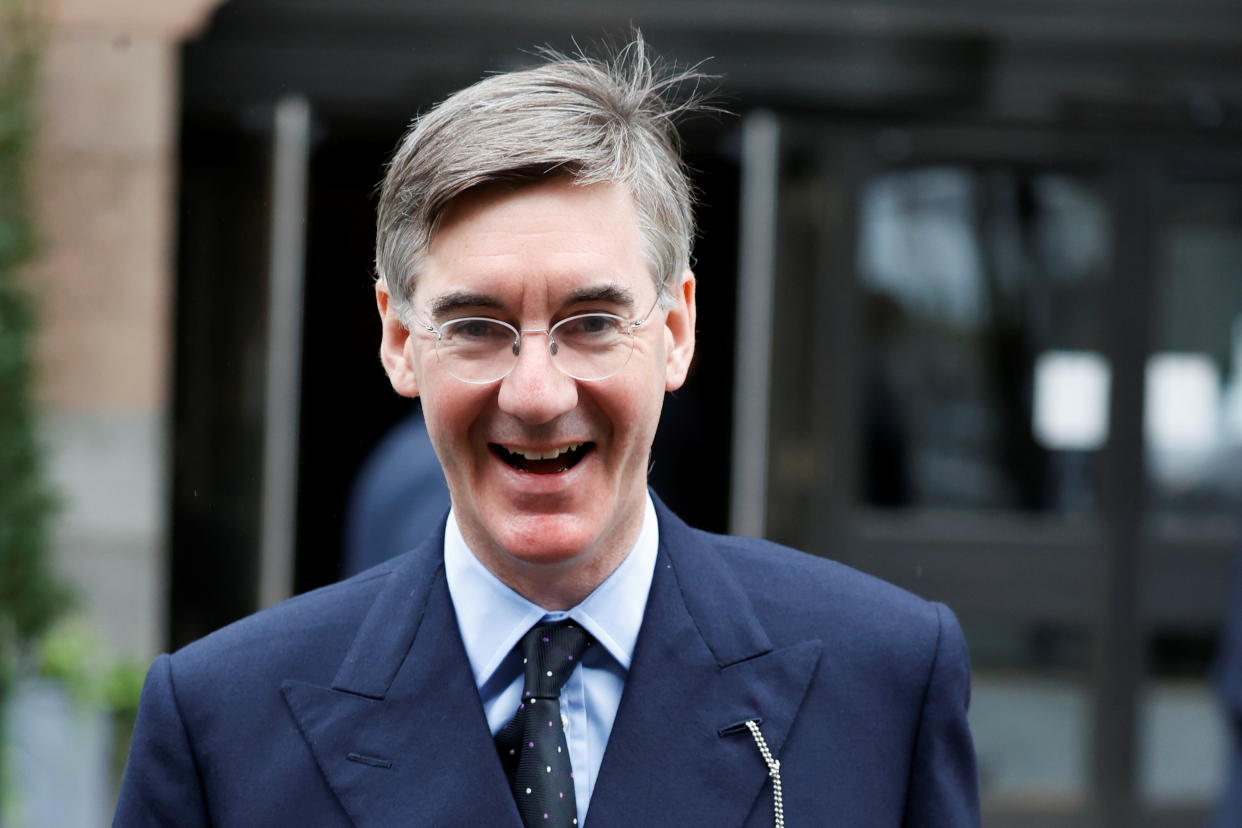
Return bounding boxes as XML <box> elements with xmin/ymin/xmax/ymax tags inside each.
<box><xmin>169</xmin><ymin>558</ymin><xmax>400</xmax><ymax>689</ymax></box>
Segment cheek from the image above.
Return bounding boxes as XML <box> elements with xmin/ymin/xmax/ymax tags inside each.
<box><xmin>419</xmin><ymin>384</ymin><xmax>484</xmax><ymax>450</ymax></box>
<box><xmin>608</xmin><ymin>379</ymin><xmax>665</xmax><ymax>448</ymax></box>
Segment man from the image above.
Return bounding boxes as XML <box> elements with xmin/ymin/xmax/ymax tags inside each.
<box><xmin>341</xmin><ymin>406</ymin><xmax>449</xmax><ymax>577</ymax></box>
<box><xmin>1213</xmin><ymin>538</ymin><xmax>1242</xmax><ymax>827</ymax></box>
<box><xmin>116</xmin><ymin>38</ymin><xmax>980</xmax><ymax>827</ymax></box>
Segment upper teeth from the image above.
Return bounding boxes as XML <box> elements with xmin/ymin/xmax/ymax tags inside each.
<box><xmin>506</xmin><ymin>443</ymin><xmax>583</xmax><ymax>461</ymax></box>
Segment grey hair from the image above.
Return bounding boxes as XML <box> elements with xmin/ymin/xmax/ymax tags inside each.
<box><xmin>375</xmin><ymin>34</ymin><xmax>711</xmax><ymax>324</ymax></box>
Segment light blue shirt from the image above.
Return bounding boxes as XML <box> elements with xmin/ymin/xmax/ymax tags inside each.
<box><xmin>443</xmin><ymin>495</ymin><xmax>659</xmax><ymax>827</ymax></box>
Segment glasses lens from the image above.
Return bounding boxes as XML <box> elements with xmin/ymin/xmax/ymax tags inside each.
<box><xmin>551</xmin><ymin>314</ymin><xmax>635</xmax><ymax>381</ymax></box>
<box><xmin>436</xmin><ymin>318</ymin><xmax>517</xmax><ymax>383</ymax></box>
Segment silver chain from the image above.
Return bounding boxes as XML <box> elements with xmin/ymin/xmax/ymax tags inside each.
<box><xmin>744</xmin><ymin>719</ymin><xmax>785</xmax><ymax>828</ymax></box>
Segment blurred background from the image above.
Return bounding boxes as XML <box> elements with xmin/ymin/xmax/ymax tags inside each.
<box><xmin>5</xmin><ymin>0</ymin><xmax>1242</xmax><ymax>825</ymax></box>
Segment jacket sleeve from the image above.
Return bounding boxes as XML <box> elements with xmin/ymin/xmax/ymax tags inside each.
<box><xmin>903</xmin><ymin>603</ymin><xmax>981</xmax><ymax>828</ymax></box>
<box><xmin>114</xmin><ymin>653</ymin><xmax>213</xmax><ymax>828</ymax></box>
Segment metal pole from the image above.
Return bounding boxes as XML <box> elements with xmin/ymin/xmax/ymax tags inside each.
<box><xmin>729</xmin><ymin>110</ymin><xmax>780</xmax><ymax>538</ymax></box>
<box><xmin>258</xmin><ymin>95</ymin><xmax>311</xmax><ymax>608</ymax></box>
<box><xmin>1091</xmin><ymin>153</ymin><xmax>1153</xmax><ymax>828</ymax></box>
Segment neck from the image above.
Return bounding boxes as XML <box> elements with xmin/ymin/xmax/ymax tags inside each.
<box><xmin>494</xmin><ymin>553</ymin><xmax>626</xmax><ymax>611</ymax></box>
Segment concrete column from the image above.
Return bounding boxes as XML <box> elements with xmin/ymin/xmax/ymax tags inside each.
<box><xmin>22</xmin><ymin>0</ymin><xmax>227</xmax><ymax>658</ymax></box>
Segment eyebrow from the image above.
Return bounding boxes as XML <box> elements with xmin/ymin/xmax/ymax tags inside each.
<box><xmin>427</xmin><ymin>291</ymin><xmax>505</xmax><ymax>320</ymax></box>
<box><xmin>427</xmin><ymin>284</ymin><xmax>637</xmax><ymax>320</ymax></box>
<box><xmin>565</xmin><ymin>284</ymin><xmax>635</xmax><ymax>309</ymax></box>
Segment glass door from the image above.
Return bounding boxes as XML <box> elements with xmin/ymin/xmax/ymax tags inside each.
<box><xmin>755</xmin><ymin>119</ymin><xmax>1239</xmax><ymax>826</ymax></box>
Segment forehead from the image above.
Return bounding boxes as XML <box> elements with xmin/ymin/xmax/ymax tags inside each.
<box><xmin>418</xmin><ymin>177</ymin><xmax>650</xmax><ymax>307</ymax></box>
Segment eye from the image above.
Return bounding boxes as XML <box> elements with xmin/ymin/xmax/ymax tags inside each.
<box><xmin>555</xmin><ymin>313</ymin><xmax>623</xmax><ymax>343</ymax></box>
<box><xmin>442</xmin><ymin>318</ymin><xmax>511</xmax><ymax>344</ymax></box>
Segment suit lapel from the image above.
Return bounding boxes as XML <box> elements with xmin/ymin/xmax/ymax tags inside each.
<box><xmin>280</xmin><ymin>503</ymin><xmax>821</xmax><ymax>827</ymax></box>
<box><xmin>586</xmin><ymin>504</ymin><xmax>822</xmax><ymax>828</ymax></box>
<box><xmin>281</xmin><ymin>532</ymin><xmax>521</xmax><ymax>827</ymax></box>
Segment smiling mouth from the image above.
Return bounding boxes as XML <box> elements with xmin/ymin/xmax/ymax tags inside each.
<box><xmin>490</xmin><ymin>442</ymin><xmax>594</xmax><ymax>474</ymax></box>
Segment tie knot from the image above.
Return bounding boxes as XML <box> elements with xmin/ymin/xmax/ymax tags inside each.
<box><xmin>519</xmin><ymin>620</ymin><xmax>591</xmax><ymax>699</ymax></box>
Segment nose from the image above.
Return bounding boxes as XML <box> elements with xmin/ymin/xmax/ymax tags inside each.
<box><xmin>496</xmin><ymin>332</ymin><xmax>578</xmax><ymax>425</ymax></box>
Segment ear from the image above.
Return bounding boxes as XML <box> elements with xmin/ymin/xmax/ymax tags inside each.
<box><xmin>376</xmin><ymin>280</ymin><xmax>420</xmax><ymax>398</ymax></box>
<box><xmin>663</xmin><ymin>270</ymin><xmax>697</xmax><ymax>391</ymax></box>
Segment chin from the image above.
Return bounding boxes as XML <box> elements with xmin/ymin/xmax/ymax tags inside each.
<box><xmin>496</xmin><ymin>513</ymin><xmax>599</xmax><ymax>567</ymax></box>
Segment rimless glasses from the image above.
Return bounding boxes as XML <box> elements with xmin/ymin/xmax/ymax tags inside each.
<box><xmin>417</xmin><ymin>296</ymin><xmax>662</xmax><ymax>385</ymax></box>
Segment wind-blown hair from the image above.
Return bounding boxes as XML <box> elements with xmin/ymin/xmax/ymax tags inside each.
<box><xmin>375</xmin><ymin>35</ymin><xmax>709</xmax><ymax>324</ymax></box>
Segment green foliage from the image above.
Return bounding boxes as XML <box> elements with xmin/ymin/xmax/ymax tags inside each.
<box><xmin>35</xmin><ymin>621</ymin><xmax>144</xmax><ymax>714</ymax></box>
<box><xmin>0</xmin><ymin>0</ymin><xmax>67</xmax><ymax>669</ymax></box>
<box><xmin>36</xmin><ymin>620</ymin><xmax>146</xmax><ymax>784</ymax></box>
<box><xmin>0</xmin><ymin>1</ymin><xmax>72</xmax><ymax>817</ymax></box>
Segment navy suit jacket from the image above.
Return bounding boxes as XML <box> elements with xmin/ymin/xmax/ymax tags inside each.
<box><xmin>116</xmin><ymin>501</ymin><xmax>979</xmax><ymax>827</ymax></box>
<box><xmin>1212</xmin><ymin>540</ymin><xmax>1242</xmax><ymax>827</ymax></box>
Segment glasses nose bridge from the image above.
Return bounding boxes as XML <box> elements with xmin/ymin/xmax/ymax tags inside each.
<box><xmin>510</xmin><ymin>326</ymin><xmax>561</xmax><ymax>371</ymax></box>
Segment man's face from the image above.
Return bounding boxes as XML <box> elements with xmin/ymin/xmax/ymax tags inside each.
<box><xmin>377</xmin><ymin>177</ymin><xmax>696</xmax><ymax>590</ymax></box>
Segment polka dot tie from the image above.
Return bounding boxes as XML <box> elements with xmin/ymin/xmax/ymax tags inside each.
<box><xmin>495</xmin><ymin>620</ymin><xmax>591</xmax><ymax>827</ymax></box>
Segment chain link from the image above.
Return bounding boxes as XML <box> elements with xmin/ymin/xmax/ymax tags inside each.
<box><xmin>744</xmin><ymin>719</ymin><xmax>784</xmax><ymax>828</ymax></box>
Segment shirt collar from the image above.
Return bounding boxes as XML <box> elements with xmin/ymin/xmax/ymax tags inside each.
<box><xmin>443</xmin><ymin>494</ymin><xmax>659</xmax><ymax>689</ymax></box>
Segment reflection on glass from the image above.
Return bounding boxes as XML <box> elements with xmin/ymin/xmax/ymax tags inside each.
<box><xmin>1229</xmin><ymin>316</ymin><xmax>1242</xmax><ymax>442</ymax></box>
<box><xmin>972</xmin><ymin>677</ymin><xmax>1089</xmax><ymax>804</ymax></box>
<box><xmin>858</xmin><ymin>167</ymin><xmax>1111</xmax><ymax>512</ymax></box>
<box><xmin>1141</xmin><ymin>178</ymin><xmax>1241</xmax><ymax>809</ymax></box>
<box><xmin>1139</xmin><ymin>681</ymin><xmax>1228</xmax><ymax>804</ymax></box>
<box><xmin>1033</xmin><ymin>351</ymin><xmax>1111</xmax><ymax>452</ymax></box>
<box><xmin>964</xmin><ymin>617</ymin><xmax>1091</xmax><ymax>805</ymax></box>
<box><xmin>1141</xmin><ymin>630</ymin><xmax>1227</xmax><ymax>805</ymax></box>
<box><xmin>1147</xmin><ymin>182</ymin><xmax>1242</xmax><ymax>515</ymax></box>
<box><xmin>1146</xmin><ymin>352</ymin><xmax>1226</xmax><ymax>498</ymax></box>
<box><xmin>1032</xmin><ymin>351</ymin><xmax>1112</xmax><ymax>513</ymax></box>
